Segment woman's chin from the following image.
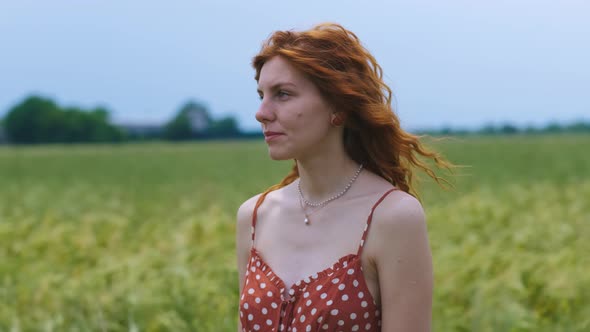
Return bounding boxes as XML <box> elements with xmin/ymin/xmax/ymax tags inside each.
<box><xmin>267</xmin><ymin>148</ymin><xmax>293</xmax><ymax>161</ymax></box>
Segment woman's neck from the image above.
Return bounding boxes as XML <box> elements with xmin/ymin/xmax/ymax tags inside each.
<box><xmin>296</xmin><ymin>153</ymin><xmax>361</xmax><ymax>204</ymax></box>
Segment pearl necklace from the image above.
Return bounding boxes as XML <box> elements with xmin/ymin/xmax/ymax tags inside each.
<box><xmin>297</xmin><ymin>164</ymin><xmax>364</xmax><ymax>224</ymax></box>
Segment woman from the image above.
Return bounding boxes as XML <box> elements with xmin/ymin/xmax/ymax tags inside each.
<box><xmin>236</xmin><ymin>23</ymin><xmax>452</xmax><ymax>332</ymax></box>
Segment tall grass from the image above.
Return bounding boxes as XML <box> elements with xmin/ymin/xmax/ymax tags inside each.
<box><xmin>0</xmin><ymin>135</ymin><xmax>588</xmax><ymax>331</ymax></box>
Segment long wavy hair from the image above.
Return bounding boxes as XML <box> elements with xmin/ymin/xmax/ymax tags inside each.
<box><xmin>252</xmin><ymin>23</ymin><xmax>454</xmax><ymax>209</ymax></box>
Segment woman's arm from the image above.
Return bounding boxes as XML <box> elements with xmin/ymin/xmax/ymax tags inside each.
<box><xmin>235</xmin><ymin>194</ymin><xmax>261</xmax><ymax>332</ymax></box>
<box><xmin>373</xmin><ymin>194</ymin><xmax>433</xmax><ymax>332</ymax></box>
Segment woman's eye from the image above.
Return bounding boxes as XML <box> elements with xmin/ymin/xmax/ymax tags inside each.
<box><xmin>277</xmin><ymin>90</ymin><xmax>289</xmax><ymax>98</ymax></box>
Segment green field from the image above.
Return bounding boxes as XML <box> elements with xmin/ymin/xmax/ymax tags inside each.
<box><xmin>1</xmin><ymin>135</ymin><xmax>589</xmax><ymax>331</ymax></box>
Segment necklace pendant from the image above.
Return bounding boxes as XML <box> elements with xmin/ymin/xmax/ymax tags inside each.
<box><xmin>304</xmin><ymin>216</ymin><xmax>310</xmax><ymax>225</ymax></box>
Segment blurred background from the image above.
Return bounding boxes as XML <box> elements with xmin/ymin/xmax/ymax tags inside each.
<box><xmin>0</xmin><ymin>1</ymin><xmax>589</xmax><ymax>331</ymax></box>
<box><xmin>1</xmin><ymin>0</ymin><xmax>588</xmax><ymax>142</ymax></box>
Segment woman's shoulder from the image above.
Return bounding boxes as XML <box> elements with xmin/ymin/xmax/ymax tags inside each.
<box><xmin>237</xmin><ymin>193</ymin><xmax>263</xmax><ymax>225</ymax></box>
<box><xmin>236</xmin><ymin>185</ymin><xmax>293</xmax><ymax>224</ymax></box>
<box><xmin>370</xmin><ymin>189</ymin><xmax>427</xmax><ymax>241</ymax></box>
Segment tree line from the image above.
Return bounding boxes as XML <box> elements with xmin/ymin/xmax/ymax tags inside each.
<box><xmin>0</xmin><ymin>95</ymin><xmax>588</xmax><ymax>144</ymax></box>
<box><xmin>0</xmin><ymin>95</ymin><xmax>250</xmax><ymax>144</ymax></box>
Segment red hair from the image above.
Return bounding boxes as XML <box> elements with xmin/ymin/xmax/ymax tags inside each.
<box><xmin>252</xmin><ymin>23</ymin><xmax>454</xmax><ymax>207</ymax></box>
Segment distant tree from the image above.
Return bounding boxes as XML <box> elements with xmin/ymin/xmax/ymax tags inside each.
<box><xmin>523</xmin><ymin>125</ymin><xmax>538</xmax><ymax>135</ymax></box>
<box><xmin>3</xmin><ymin>96</ymin><xmax>62</xmax><ymax>143</ymax></box>
<box><xmin>164</xmin><ymin>100</ymin><xmax>212</xmax><ymax>140</ymax></box>
<box><xmin>566</xmin><ymin>121</ymin><xmax>590</xmax><ymax>133</ymax></box>
<box><xmin>208</xmin><ymin>116</ymin><xmax>240</xmax><ymax>138</ymax></box>
<box><xmin>499</xmin><ymin>123</ymin><xmax>519</xmax><ymax>134</ymax></box>
<box><xmin>3</xmin><ymin>95</ymin><xmax>124</xmax><ymax>144</ymax></box>
<box><xmin>544</xmin><ymin>122</ymin><xmax>563</xmax><ymax>134</ymax></box>
<box><xmin>480</xmin><ymin>124</ymin><xmax>498</xmax><ymax>135</ymax></box>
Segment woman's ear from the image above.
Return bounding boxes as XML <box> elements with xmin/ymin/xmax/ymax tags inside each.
<box><xmin>330</xmin><ymin>112</ymin><xmax>346</xmax><ymax>126</ymax></box>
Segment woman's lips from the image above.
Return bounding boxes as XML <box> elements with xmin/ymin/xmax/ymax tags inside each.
<box><xmin>264</xmin><ymin>132</ymin><xmax>284</xmax><ymax>142</ymax></box>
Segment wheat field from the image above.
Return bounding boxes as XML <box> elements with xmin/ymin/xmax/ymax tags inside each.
<box><xmin>1</xmin><ymin>135</ymin><xmax>589</xmax><ymax>331</ymax></box>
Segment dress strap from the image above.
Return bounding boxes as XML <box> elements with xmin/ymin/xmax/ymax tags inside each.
<box><xmin>251</xmin><ymin>196</ymin><xmax>264</xmax><ymax>247</ymax></box>
<box><xmin>357</xmin><ymin>188</ymin><xmax>398</xmax><ymax>256</ymax></box>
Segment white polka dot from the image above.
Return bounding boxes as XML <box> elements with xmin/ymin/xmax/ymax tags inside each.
<box><xmin>260</xmin><ymin>283</ymin><xmax>266</xmax><ymax>289</ymax></box>
<box><xmin>251</xmin><ymin>266</ymin><xmax>256</xmax><ymax>272</ymax></box>
<box><xmin>298</xmin><ymin>307</ymin><xmax>302</xmax><ymax>314</ymax></box>
<box><xmin>306</xmin><ymin>325</ymin><xmax>312</xmax><ymax>332</ymax></box>
<box><xmin>338</xmin><ymin>320</ymin><xmax>344</xmax><ymax>326</ymax></box>
<box><xmin>342</xmin><ymin>294</ymin><xmax>349</xmax><ymax>301</ymax></box>
<box><xmin>240</xmin><ymin>311</ymin><xmax>243</xmax><ymax>317</ymax></box>
<box><xmin>261</xmin><ymin>307</ymin><xmax>268</xmax><ymax>314</ymax></box>
<box><xmin>326</xmin><ymin>300</ymin><xmax>333</xmax><ymax>306</ymax></box>
<box><xmin>364</xmin><ymin>312</ymin><xmax>369</xmax><ymax>319</ymax></box>
<box><xmin>271</xmin><ymin>302</ymin><xmax>278</xmax><ymax>309</ymax></box>
<box><xmin>311</xmin><ymin>308</ymin><xmax>317</xmax><ymax>315</ymax></box>
<box><xmin>255</xmin><ymin>297</ymin><xmax>261</xmax><ymax>303</ymax></box>
<box><xmin>248</xmin><ymin>314</ymin><xmax>254</xmax><ymax>321</ymax></box>
<box><xmin>331</xmin><ymin>309</ymin><xmax>339</xmax><ymax>315</ymax></box>
<box><xmin>316</xmin><ymin>285</ymin><xmax>323</xmax><ymax>291</ymax></box>
<box><xmin>304</xmin><ymin>277</ymin><xmax>311</xmax><ymax>283</ymax></box>
<box><xmin>322</xmin><ymin>324</ymin><xmax>329</xmax><ymax>330</ymax></box>
<box><xmin>338</xmin><ymin>284</ymin><xmax>345</xmax><ymax>290</ymax></box>
<box><xmin>248</xmin><ymin>288</ymin><xmax>254</xmax><ymax>295</ymax></box>
<box><xmin>256</xmin><ymin>261</ymin><xmax>261</xmax><ymax>267</ymax></box>
<box><xmin>256</xmin><ymin>274</ymin><xmax>261</xmax><ymax>280</ymax></box>
<box><xmin>350</xmin><ymin>313</ymin><xmax>357</xmax><ymax>319</ymax></box>
<box><xmin>320</xmin><ymin>293</ymin><xmax>327</xmax><ymax>299</ymax></box>
<box><xmin>352</xmin><ymin>325</ymin><xmax>360</xmax><ymax>331</ymax></box>
<box><xmin>347</xmin><ymin>268</ymin><xmax>355</xmax><ymax>275</ymax></box>
<box><xmin>365</xmin><ymin>323</ymin><xmax>372</xmax><ymax>330</ymax></box>
<box><xmin>289</xmin><ymin>289</ymin><xmax>295</xmax><ymax>295</ymax></box>
<box><xmin>303</xmin><ymin>292</ymin><xmax>310</xmax><ymax>298</ymax></box>
<box><xmin>296</xmin><ymin>280</ymin><xmax>301</xmax><ymax>286</ymax></box>
<box><xmin>300</xmin><ymin>315</ymin><xmax>306</xmax><ymax>322</ymax></box>
<box><xmin>266</xmin><ymin>319</ymin><xmax>273</xmax><ymax>326</ymax></box>
<box><xmin>353</xmin><ymin>280</ymin><xmax>359</xmax><ymax>287</ymax></box>
<box><xmin>332</xmin><ymin>278</ymin><xmax>340</xmax><ymax>284</ymax></box>
<box><xmin>254</xmin><ymin>324</ymin><xmax>260</xmax><ymax>330</ymax></box>
<box><xmin>317</xmin><ymin>316</ymin><xmax>323</xmax><ymax>323</ymax></box>
<box><xmin>243</xmin><ymin>303</ymin><xmax>249</xmax><ymax>309</ymax></box>
<box><xmin>361</xmin><ymin>301</ymin><xmax>368</xmax><ymax>308</ymax></box>
<box><xmin>267</xmin><ymin>291</ymin><xmax>273</xmax><ymax>297</ymax></box>
<box><xmin>358</xmin><ymin>291</ymin><xmax>364</xmax><ymax>299</ymax></box>
<box><xmin>306</xmin><ymin>299</ymin><xmax>312</xmax><ymax>306</ymax></box>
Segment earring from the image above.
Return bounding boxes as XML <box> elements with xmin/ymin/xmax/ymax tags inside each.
<box><xmin>331</xmin><ymin>114</ymin><xmax>344</xmax><ymax>126</ymax></box>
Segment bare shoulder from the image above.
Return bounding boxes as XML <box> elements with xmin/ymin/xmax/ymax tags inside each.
<box><xmin>237</xmin><ymin>193</ymin><xmax>263</xmax><ymax>226</ymax></box>
<box><xmin>370</xmin><ymin>189</ymin><xmax>427</xmax><ymax>238</ymax></box>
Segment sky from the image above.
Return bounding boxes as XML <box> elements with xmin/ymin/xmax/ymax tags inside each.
<box><xmin>1</xmin><ymin>0</ymin><xmax>588</xmax><ymax>131</ymax></box>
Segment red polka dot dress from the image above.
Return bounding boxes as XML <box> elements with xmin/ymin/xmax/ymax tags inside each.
<box><xmin>239</xmin><ymin>189</ymin><xmax>397</xmax><ymax>332</ymax></box>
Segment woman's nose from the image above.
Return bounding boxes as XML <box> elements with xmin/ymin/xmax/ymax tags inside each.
<box><xmin>255</xmin><ymin>99</ymin><xmax>276</xmax><ymax>123</ymax></box>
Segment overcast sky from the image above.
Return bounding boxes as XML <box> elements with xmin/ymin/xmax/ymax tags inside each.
<box><xmin>1</xmin><ymin>0</ymin><xmax>588</xmax><ymax>131</ymax></box>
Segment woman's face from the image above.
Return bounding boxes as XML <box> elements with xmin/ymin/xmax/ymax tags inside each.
<box><xmin>256</xmin><ymin>56</ymin><xmax>336</xmax><ymax>160</ymax></box>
